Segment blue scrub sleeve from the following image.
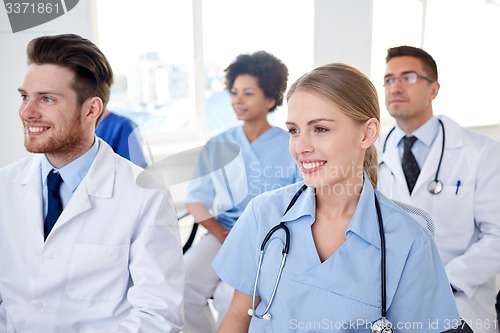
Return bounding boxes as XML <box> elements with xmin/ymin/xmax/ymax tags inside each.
<box><xmin>112</xmin><ymin>121</ymin><xmax>135</xmax><ymax>159</ymax></box>
<box><xmin>212</xmin><ymin>199</ymin><xmax>260</xmax><ymax>296</ymax></box>
<box><xmin>120</xmin><ymin>126</ymin><xmax>148</xmax><ymax>167</ymax></box>
<box><xmin>388</xmin><ymin>238</ymin><xmax>461</xmax><ymax>332</ymax></box>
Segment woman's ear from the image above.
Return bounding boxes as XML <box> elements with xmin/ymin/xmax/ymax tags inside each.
<box><xmin>360</xmin><ymin>118</ymin><xmax>380</xmax><ymax>149</ymax></box>
<box><xmin>266</xmin><ymin>97</ymin><xmax>277</xmax><ymax>111</ymax></box>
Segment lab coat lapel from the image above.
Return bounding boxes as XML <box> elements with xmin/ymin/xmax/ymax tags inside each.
<box><xmin>14</xmin><ymin>155</ymin><xmax>45</xmax><ymax>244</ymax></box>
<box><xmin>379</xmin><ymin>133</ymin><xmax>406</xmax><ymax>188</ymax></box>
<box><xmin>49</xmin><ymin>142</ymin><xmax>115</xmax><ymax>237</ymax></box>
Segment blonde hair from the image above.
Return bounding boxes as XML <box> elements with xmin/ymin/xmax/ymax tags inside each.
<box><xmin>287</xmin><ymin>63</ymin><xmax>380</xmax><ymax>187</ymax></box>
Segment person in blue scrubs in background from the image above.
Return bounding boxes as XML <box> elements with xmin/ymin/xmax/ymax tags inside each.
<box><xmin>183</xmin><ymin>51</ymin><xmax>302</xmax><ymax>332</ymax></box>
<box><xmin>214</xmin><ymin>63</ymin><xmax>460</xmax><ymax>332</ymax></box>
<box><xmin>96</xmin><ymin>109</ymin><xmax>148</xmax><ymax>167</ymax></box>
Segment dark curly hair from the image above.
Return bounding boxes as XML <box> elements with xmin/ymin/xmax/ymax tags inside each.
<box><xmin>224</xmin><ymin>51</ymin><xmax>288</xmax><ymax>112</ymax></box>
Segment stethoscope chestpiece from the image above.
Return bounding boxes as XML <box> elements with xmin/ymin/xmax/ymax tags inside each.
<box><xmin>428</xmin><ymin>180</ymin><xmax>443</xmax><ymax>195</ymax></box>
<box><xmin>371</xmin><ymin>317</ymin><xmax>394</xmax><ymax>333</ymax></box>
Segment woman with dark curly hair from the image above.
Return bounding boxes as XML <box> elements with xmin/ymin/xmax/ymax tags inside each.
<box><xmin>183</xmin><ymin>51</ymin><xmax>302</xmax><ymax>332</ymax></box>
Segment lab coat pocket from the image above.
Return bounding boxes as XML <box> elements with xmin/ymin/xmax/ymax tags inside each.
<box><xmin>67</xmin><ymin>243</ymin><xmax>129</xmax><ymax>301</ymax></box>
<box><xmin>433</xmin><ymin>184</ymin><xmax>474</xmax><ymax>237</ymax></box>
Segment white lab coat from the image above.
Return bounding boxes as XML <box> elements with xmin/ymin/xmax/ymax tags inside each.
<box><xmin>377</xmin><ymin>115</ymin><xmax>500</xmax><ymax>333</ymax></box>
<box><xmin>0</xmin><ymin>140</ymin><xmax>184</xmax><ymax>333</ymax></box>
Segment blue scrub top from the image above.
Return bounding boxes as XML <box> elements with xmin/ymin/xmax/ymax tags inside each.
<box><xmin>213</xmin><ymin>179</ymin><xmax>460</xmax><ymax>332</ymax></box>
<box><xmin>185</xmin><ymin>126</ymin><xmax>301</xmax><ymax>230</ymax></box>
<box><xmin>95</xmin><ymin>112</ymin><xmax>148</xmax><ymax>167</ymax></box>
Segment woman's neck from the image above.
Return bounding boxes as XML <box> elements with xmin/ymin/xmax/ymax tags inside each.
<box><xmin>314</xmin><ymin>176</ymin><xmax>364</xmax><ymax>221</ymax></box>
<box><xmin>243</xmin><ymin>120</ymin><xmax>272</xmax><ymax>143</ymax></box>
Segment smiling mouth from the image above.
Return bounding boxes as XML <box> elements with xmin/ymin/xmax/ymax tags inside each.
<box><xmin>302</xmin><ymin>161</ymin><xmax>326</xmax><ymax>170</ymax></box>
<box><xmin>27</xmin><ymin>126</ymin><xmax>50</xmax><ymax>134</ymax></box>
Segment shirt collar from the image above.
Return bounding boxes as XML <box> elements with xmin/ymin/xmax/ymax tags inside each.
<box><xmin>41</xmin><ymin>137</ymin><xmax>100</xmax><ymax>192</ymax></box>
<box><xmin>281</xmin><ymin>175</ymin><xmax>382</xmax><ymax>249</ymax></box>
<box><xmin>394</xmin><ymin>116</ymin><xmax>440</xmax><ymax>148</ymax></box>
<box><xmin>347</xmin><ymin>177</ymin><xmax>381</xmax><ymax>249</ymax></box>
<box><xmin>281</xmin><ymin>182</ymin><xmax>316</xmax><ymax>223</ymax></box>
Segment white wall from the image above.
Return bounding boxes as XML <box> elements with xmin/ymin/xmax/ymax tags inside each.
<box><xmin>314</xmin><ymin>0</ymin><xmax>373</xmax><ymax>75</ymax></box>
<box><xmin>0</xmin><ymin>1</ymin><xmax>96</xmax><ymax>167</ymax></box>
<box><xmin>1</xmin><ymin>0</ymin><xmax>498</xmax><ymax>169</ymax></box>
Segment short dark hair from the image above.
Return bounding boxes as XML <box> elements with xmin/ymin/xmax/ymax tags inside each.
<box><xmin>26</xmin><ymin>34</ymin><xmax>114</xmax><ymax>118</ymax></box>
<box><xmin>386</xmin><ymin>45</ymin><xmax>438</xmax><ymax>81</ymax></box>
<box><xmin>224</xmin><ymin>51</ymin><xmax>288</xmax><ymax>112</ymax></box>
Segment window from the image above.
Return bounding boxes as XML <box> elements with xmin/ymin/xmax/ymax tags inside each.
<box><xmin>201</xmin><ymin>0</ymin><xmax>314</xmax><ymax>133</ymax></box>
<box><xmin>95</xmin><ymin>0</ymin><xmax>314</xmax><ymax>160</ymax></box>
<box><xmin>371</xmin><ymin>0</ymin><xmax>424</xmax><ymax>128</ymax></box>
<box><xmin>371</xmin><ymin>0</ymin><xmax>500</xmax><ymax>128</ymax></box>
<box><xmin>96</xmin><ymin>0</ymin><xmax>197</xmax><ymax>159</ymax></box>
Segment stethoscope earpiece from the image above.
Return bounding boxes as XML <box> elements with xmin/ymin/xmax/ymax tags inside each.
<box><xmin>247</xmin><ymin>308</ymin><xmax>272</xmax><ymax>320</ymax></box>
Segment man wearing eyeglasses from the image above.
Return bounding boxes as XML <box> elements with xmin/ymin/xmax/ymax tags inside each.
<box><xmin>377</xmin><ymin>45</ymin><xmax>500</xmax><ymax>333</ymax></box>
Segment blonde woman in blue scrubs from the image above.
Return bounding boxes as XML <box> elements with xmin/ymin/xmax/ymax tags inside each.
<box><xmin>214</xmin><ymin>63</ymin><xmax>460</xmax><ymax>332</ymax></box>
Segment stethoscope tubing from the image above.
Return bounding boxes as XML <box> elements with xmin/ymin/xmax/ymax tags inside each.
<box><xmin>374</xmin><ymin>192</ymin><xmax>387</xmax><ymax>318</ymax></box>
<box><xmin>248</xmin><ymin>185</ymin><xmax>306</xmax><ymax>320</ymax></box>
<box><xmin>433</xmin><ymin>119</ymin><xmax>445</xmax><ymax>185</ymax></box>
<box><xmin>249</xmin><ymin>185</ymin><xmax>390</xmax><ymax>330</ymax></box>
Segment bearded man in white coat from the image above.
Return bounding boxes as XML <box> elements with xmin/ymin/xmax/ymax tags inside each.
<box><xmin>377</xmin><ymin>45</ymin><xmax>500</xmax><ymax>333</ymax></box>
<box><xmin>0</xmin><ymin>34</ymin><xmax>184</xmax><ymax>332</ymax></box>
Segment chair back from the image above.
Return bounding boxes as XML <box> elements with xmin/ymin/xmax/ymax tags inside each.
<box><xmin>392</xmin><ymin>200</ymin><xmax>435</xmax><ymax>236</ymax></box>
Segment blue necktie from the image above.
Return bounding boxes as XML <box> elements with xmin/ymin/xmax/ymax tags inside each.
<box><xmin>402</xmin><ymin>136</ymin><xmax>420</xmax><ymax>194</ymax></box>
<box><xmin>44</xmin><ymin>170</ymin><xmax>63</xmax><ymax>240</ymax></box>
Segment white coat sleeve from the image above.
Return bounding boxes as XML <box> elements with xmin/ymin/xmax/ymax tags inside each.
<box><xmin>446</xmin><ymin>140</ymin><xmax>500</xmax><ymax>297</ymax></box>
<box><xmin>109</xmin><ymin>188</ymin><xmax>184</xmax><ymax>333</ymax></box>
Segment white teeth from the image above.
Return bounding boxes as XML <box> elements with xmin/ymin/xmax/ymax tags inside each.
<box><xmin>302</xmin><ymin>162</ymin><xmax>324</xmax><ymax>169</ymax></box>
<box><xmin>28</xmin><ymin>127</ymin><xmax>48</xmax><ymax>133</ymax></box>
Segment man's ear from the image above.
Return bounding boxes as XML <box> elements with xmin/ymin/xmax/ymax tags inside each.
<box><xmin>430</xmin><ymin>81</ymin><xmax>440</xmax><ymax>101</ymax></box>
<box><xmin>83</xmin><ymin>97</ymin><xmax>103</xmax><ymax>123</ymax></box>
<box><xmin>361</xmin><ymin>118</ymin><xmax>380</xmax><ymax>149</ymax></box>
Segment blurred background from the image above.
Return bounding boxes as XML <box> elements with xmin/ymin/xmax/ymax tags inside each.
<box><xmin>2</xmin><ymin>0</ymin><xmax>499</xmax><ymax>168</ymax></box>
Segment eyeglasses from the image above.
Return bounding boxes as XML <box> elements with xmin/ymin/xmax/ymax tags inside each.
<box><xmin>383</xmin><ymin>72</ymin><xmax>435</xmax><ymax>87</ymax></box>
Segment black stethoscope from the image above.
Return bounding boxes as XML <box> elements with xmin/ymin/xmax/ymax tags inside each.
<box><xmin>247</xmin><ymin>184</ymin><xmax>394</xmax><ymax>333</ymax></box>
<box><xmin>382</xmin><ymin>119</ymin><xmax>445</xmax><ymax>195</ymax></box>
